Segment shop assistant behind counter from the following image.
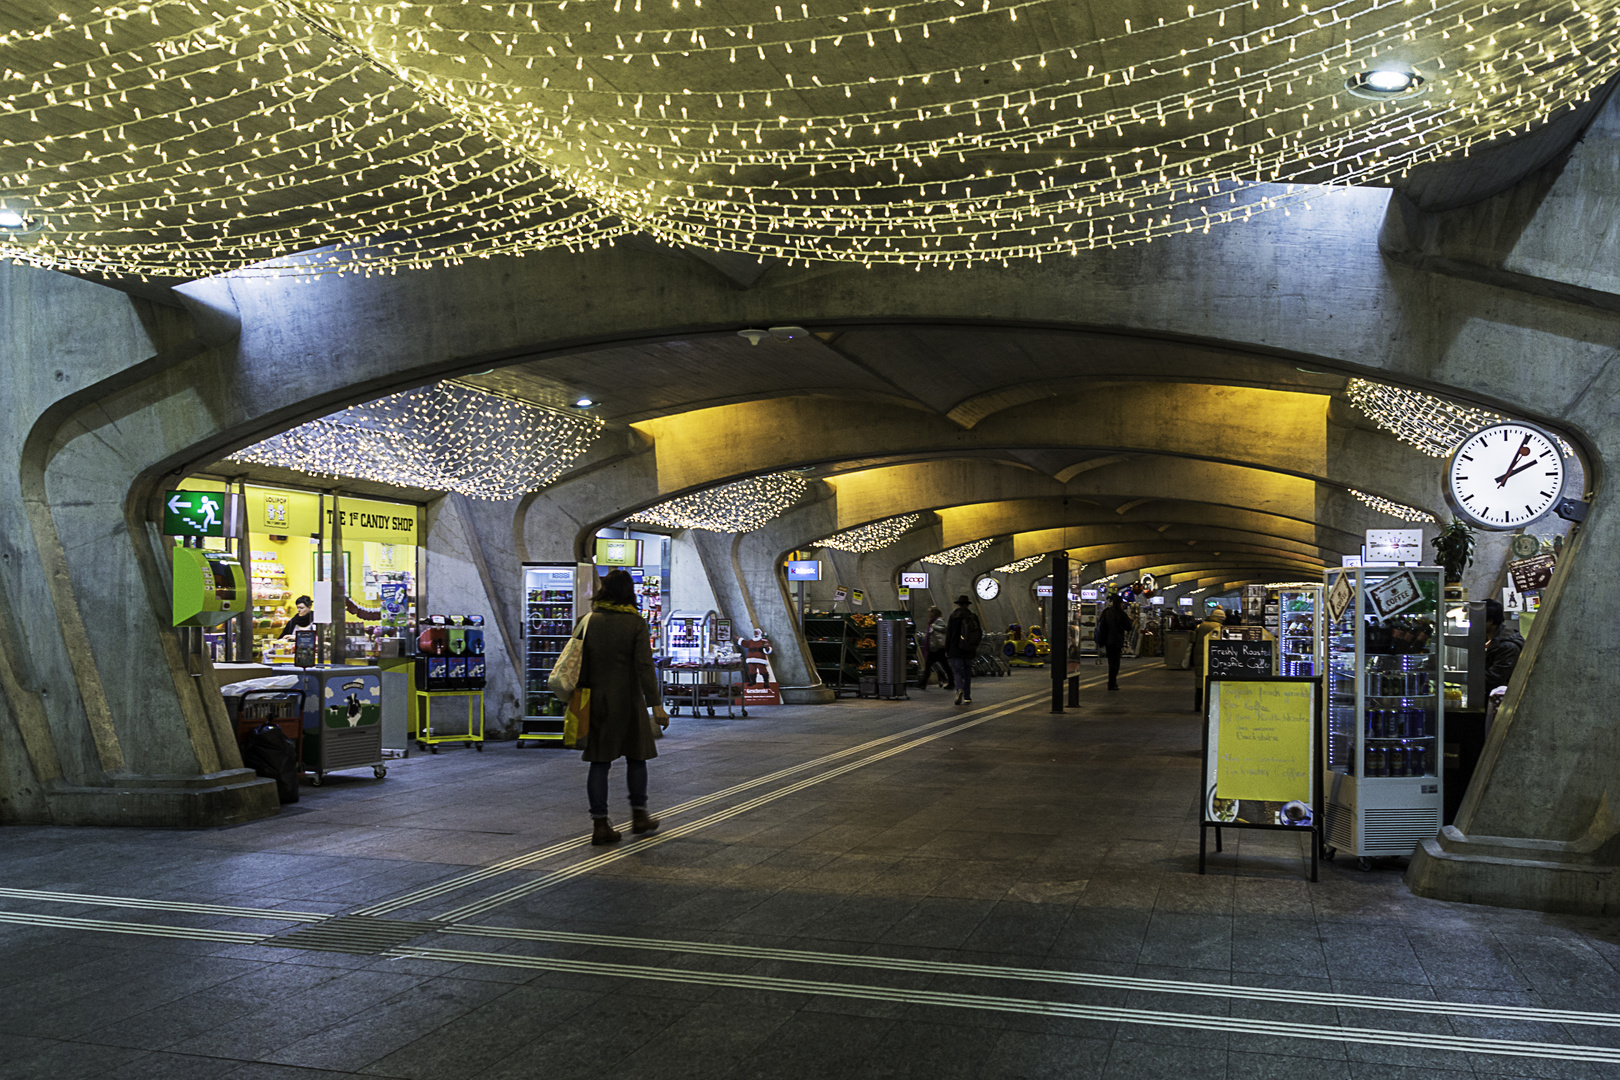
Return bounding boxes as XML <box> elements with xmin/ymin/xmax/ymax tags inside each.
<box><xmin>278</xmin><ymin>595</ymin><xmax>314</xmax><ymax>638</ymax></box>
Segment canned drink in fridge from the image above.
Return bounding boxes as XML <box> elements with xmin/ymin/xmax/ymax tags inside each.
<box><xmin>1367</xmin><ymin>746</ymin><xmax>1387</xmax><ymax>777</ymax></box>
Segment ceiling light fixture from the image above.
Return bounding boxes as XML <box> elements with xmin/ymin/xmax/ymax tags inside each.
<box><xmin>1346</xmin><ymin>65</ymin><xmax>1426</xmax><ymax>100</ymax></box>
<box><xmin>573</xmin><ymin>397</ymin><xmax>596</xmax><ymax>408</ymax></box>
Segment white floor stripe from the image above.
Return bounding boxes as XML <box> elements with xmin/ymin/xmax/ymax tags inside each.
<box><xmin>356</xmin><ymin>686</ymin><xmax>1054</xmax><ymax>916</ymax></box>
<box><xmin>433</xmin><ymin>692</ymin><xmax>1048</xmax><ymax>921</ymax></box>
<box><xmin>390</xmin><ymin>946</ymin><xmax>1620</xmax><ymax>1064</ymax></box>
<box><xmin>0</xmin><ymin>909</ymin><xmax>269</xmax><ymax>944</ymax></box>
<box><xmin>435</xmin><ymin>923</ymin><xmax>1620</xmax><ymax>1029</ymax></box>
<box><xmin>0</xmin><ymin>888</ymin><xmax>327</xmax><ymax>923</ymax></box>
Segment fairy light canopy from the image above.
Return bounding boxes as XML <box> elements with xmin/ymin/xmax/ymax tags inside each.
<box><xmin>225</xmin><ymin>380</ymin><xmax>602</xmax><ymax>499</ymax></box>
<box><xmin>993</xmin><ymin>553</ymin><xmax>1050</xmax><ymax>573</ymax></box>
<box><xmin>1348</xmin><ymin>487</ymin><xmax>1435</xmax><ymax>523</ymax></box>
<box><xmin>628</xmin><ymin>472</ymin><xmax>811</xmax><ymax>531</ymax></box>
<box><xmin>924</xmin><ymin>538</ymin><xmax>995</xmax><ymax>565</ymax></box>
<box><xmin>1347</xmin><ymin>377</ymin><xmax>1576</xmax><ymax>459</ymax></box>
<box><xmin>3</xmin><ymin>0</ymin><xmax>1618</xmax><ymax>278</ymax></box>
<box><xmin>812</xmin><ymin>513</ymin><xmax>920</xmax><ymax>552</ymax></box>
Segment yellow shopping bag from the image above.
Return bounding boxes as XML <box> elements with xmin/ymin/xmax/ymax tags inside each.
<box><xmin>562</xmin><ymin>688</ymin><xmax>591</xmax><ymax>748</ymax></box>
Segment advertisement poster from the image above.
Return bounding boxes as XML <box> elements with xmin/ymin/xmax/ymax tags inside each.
<box><xmin>850</xmin><ymin>589</ymin><xmax>865</xmax><ymax>606</ymax></box>
<box><xmin>1326</xmin><ymin>573</ymin><xmax>1355</xmax><ymax>624</ymax></box>
<box><xmin>833</xmin><ymin>586</ymin><xmax>849</xmax><ymax>603</ymax></box>
<box><xmin>1206</xmin><ymin>679</ymin><xmax>1315</xmax><ymax>827</ymax></box>
<box><xmin>1508</xmin><ymin>554</ymin><xmax>1556</xmax><ymax>592</ymax></box>
<box><xmin>1367</xmin><ymin>569</ymin><xmax>1423</xmax><ymax>618</ymax></box>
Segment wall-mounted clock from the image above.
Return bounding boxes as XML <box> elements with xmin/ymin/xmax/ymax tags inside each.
<box><xmin>974</xmin><ymin>576</ymin><xmax>1001</xmax><ymax>600</ymax></box>
<box><xmin>1446</xmin><ymin>422</ymin><xmax>1565</xmax><ymax>531</ymax></box>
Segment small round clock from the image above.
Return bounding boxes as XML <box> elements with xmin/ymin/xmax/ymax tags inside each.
<box><xmin>974</xmin><ymin>576</ymin><xmax>1000</xmax><ymax>600</ymax></box>
<box><xmin>1509</xmin><ymin>533</ymin><xmax>1543</xmax><ymax>560</ymax></box>
<box><xmin>1446</xmin><ymin>422</ymin><xmax>1565</xmax><ymax>531</ymax></box>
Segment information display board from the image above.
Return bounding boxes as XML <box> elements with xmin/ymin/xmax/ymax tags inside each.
<box><xmin>1200</xmin><ymin>676</ymin><xmax>1320</xmax><ymax>881</ymax></box>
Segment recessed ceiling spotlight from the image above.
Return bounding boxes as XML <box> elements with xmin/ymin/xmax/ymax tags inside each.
<box><xmin>1345</xmin><ymin>66</ymin><xmax>1425</xmax><ymax>100</ymax></box>
<box><xmin>0</xmin><ymin>208</ymin><xmax>25</xmax><ymax>229</ymax></box>
<box><xmin>573</xmin><ymin>397</ymin><xmax>596</xmax><ymax>408</ymax></box>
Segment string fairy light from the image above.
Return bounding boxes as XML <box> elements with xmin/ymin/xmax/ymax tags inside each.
<box><xmin>1346</xmin><ymin>377</ymin><xmax>1574</xmax><ymax>460</ymax></box>
<box><xmin>812</xmin><ymin>512</ymin><xmax>920</xmax><ymax>552</ymax></box>
<box><xmin>628</xmin><ymin>472</ymin><xmax>810</xmax><ymax>531</ymax></box>
<box><xmin>993</xmin><ymin>553</ymin><xmax>1050</xmax><ymax>573</ymax></box>
<box><xmin>924</xmin><ymin>538</ymin><xmax>995</xmax><ymax>565</ymax></box>
<box><xmin>1348</xmin><ymin>487</ymin><xmax>1435</xmax><ymax>523</ymax></box>
<box><xmin>224</xmin><ymin>380</ymin><xmax>602</xmax><ymax>498</ymax></box>
<box><xmin>2</xmin><ymin>0</ymin><xmax>1618</xmax><ymax>277</ymax></box>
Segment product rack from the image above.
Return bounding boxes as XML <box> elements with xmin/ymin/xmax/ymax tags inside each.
<box><xmin>805</xmin><ymin>614</ymin><xmax>861</xmax><ymax>696</ymax></box>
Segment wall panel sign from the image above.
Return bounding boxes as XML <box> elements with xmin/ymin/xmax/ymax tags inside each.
<box><xmin>785</xmin><ymin>560</ymin><xmax>821</xmax><ymax>581</ymax></box>
<box><xmin>899</xmin><ymin>572</ymin><xmax>929</xmax><ymax>589</ymax></box>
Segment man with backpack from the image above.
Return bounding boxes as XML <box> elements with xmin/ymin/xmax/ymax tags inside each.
<box><xmin>945</xmin><ymin>595</ymin><xmax>983</xmax><ymax>705</ymax></box>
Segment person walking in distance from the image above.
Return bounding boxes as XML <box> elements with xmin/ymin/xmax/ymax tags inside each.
<box><xmin>920</xmin><ymin>605</ymin><xmax>952</xmax><ymax>689</ymax></box>
<box><xmin>1096</xmin><ymin>594</ymin><xmax>1131</xmax><ymax>690</ymax></box>
<box><xmin>945</xmin><ymin>595</ymin><xmax>983</xmax><ymax>705</ymax></box>
<box><xmin>578</xmin><ymin>569</ymin><xmax>669</xmax><ymax>846</ymax></box>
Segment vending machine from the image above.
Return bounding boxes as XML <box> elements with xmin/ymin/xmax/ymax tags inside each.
<box><xmin>520</xmin><ymin>563</ymin><xmax>580</xmax><ymax>744</ymax></box>
<box><xmin>663</xmin><ymin>610</ymin><xmax>713</xmax><ymax>663</ymax></box>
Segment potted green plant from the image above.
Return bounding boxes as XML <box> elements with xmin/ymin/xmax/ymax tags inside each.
<box><xmin>1430</xmin><ymin>519</ymin><xmax>1476</xmax><ymax>595</ymax></box>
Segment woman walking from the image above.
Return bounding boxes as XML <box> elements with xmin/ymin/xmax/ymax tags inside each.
<box><xmin>579</xmin><ymin>569</ymin><xmax>669</xmax><ymax>845</ymax></box>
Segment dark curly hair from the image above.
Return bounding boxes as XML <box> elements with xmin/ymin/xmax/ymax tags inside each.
<box><xmin>593</xmin><ymin>568</ymin><xmax>638</xmax><ymax>608</ymax></box>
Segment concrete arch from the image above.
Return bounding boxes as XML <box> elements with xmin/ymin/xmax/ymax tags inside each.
<box><xmin>1</xmin><ymin>159</ymin><xmax>1615</xmax><ymax>926</ymax></box>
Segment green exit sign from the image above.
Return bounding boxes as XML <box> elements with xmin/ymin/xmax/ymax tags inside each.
<box><xmin>163</xmin><ymin>490</ymin><xmax>238</xmax><ymax>537</ymax></box>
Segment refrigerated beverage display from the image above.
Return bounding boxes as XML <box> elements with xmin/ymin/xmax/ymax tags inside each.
<box><xmin>520</xmin><ymin>564</ymin><xmax>579</xmax><ymax>742</ymax></box>
<box><xmin>1322</xmin><ymin>567</ymin><xmax>1445</xmax><ymax>857</ymax></box>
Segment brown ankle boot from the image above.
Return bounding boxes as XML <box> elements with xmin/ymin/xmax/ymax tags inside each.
<box><xmin>591</xmin><ymin>817</ymin><xmax>621</xmax><ymax>845</ymax></box>
<box><xmin>631</xmin><ymin>807</ymin><xmax>660</xmax><ymax>835</ymax></box>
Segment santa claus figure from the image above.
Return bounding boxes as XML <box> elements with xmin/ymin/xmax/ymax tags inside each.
<box><xmin>738</xmin><ymin>628</ymin><xmax>774</xmax><ymax>685</ymax></box>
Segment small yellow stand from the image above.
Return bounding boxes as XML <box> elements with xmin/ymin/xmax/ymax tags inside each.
<box><xmin>411</xmin><ymin>688</ymin><xmax>485</xmax><ymax>753</ymax></box>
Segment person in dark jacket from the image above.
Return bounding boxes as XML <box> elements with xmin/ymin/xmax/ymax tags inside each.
<box><xmin>1096</xmin><ymin>594</ymin><xmax>1132</xmax><ymax>690</ymax></box>
<box><xmin>944</xmin><ymin>595</ymin><xmax>982</xmax><ymax>705</ymax></box>
<box><xmin>277</xmin><ymin>595</ymin><xmax>314</xmax><ymax>638</ymax></box>
<box><xmin>579</xmin><ymin>569</ymin><xmax>669</xmax><ymax>846</ymax></box>
<box><xmin>1483</xmin><ymin>599</ymin><xmax>1525</xmax><ymax>693</ymax></box>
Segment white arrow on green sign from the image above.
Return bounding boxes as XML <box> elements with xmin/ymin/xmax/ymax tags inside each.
<box><xmin>163</xmin><ymin>491</ymin><xmax>227</xmax><ymax>537</ymax></box>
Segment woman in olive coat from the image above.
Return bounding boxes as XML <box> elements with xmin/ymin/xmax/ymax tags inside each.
<box><xmin>579</xmin><ymin>569</ymin><xmax>668</xmax><ymax>845</ymax></box>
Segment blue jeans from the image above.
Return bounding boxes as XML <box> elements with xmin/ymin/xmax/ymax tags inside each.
<box><xmin>949</xmin><ymin>657</ymin><xmax>973</xmax><ymax>701</ymax></box>
<box><xmin>588</xmin><ymin>758</ymin><xmax>647</xmax><ymax>818</ymax></box>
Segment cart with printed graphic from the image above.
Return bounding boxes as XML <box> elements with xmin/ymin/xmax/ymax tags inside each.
<box><xmin>276</xmin><ymin>665</ymin><xmax>388</xmax><ymax>785</ymax></box>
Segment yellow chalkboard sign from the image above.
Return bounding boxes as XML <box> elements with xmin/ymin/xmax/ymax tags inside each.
<box><xmin>1212</xmin><ymin>681</ymin><xmax>1313</xmax><ymax>804</ymax></box>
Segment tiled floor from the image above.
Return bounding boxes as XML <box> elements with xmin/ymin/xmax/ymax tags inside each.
<box><xmin>2</xmin><ymin>661</ymin><xmax>1618</xmax><ymax>1080</ymax></box>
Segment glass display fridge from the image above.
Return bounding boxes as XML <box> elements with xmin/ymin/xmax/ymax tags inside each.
<box><xmin>1277</xmin><ymin>584</ymin><xmax>1323</xmax><ymax>677</ymax></box>
<box><xmin>519</xmin><ymin>562</ymin><xmax>580</xmax><ymax>744</ymax></box>
<box><xmin>1321</xmin><ymin>565</ymin><xmax>1445</xmax><ymax>869</ymax></box>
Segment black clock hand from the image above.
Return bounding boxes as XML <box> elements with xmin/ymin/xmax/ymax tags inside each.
<box><xmin>1495</xmin><ymin>435</ymin><xmax>1532</xmax><ymax>486</ymax></box>
<box><xmin>1495</xmin><ymin>457</ymin><xmax>1540</xmax><ymax>486</ymax></box>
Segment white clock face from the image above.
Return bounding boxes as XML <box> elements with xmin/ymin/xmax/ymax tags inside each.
<box><xmin>1447</xmin><ymin>423</ymin><xmax>1565</xmax><ymax>531</ymax></box>
<box><xmin>975</xmin><ymin>576</ymin><xmax>1001</xmax><ymax>600</ymax></box>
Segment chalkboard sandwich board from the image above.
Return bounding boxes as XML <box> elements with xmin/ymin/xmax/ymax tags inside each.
<box><xmin>1206</xmin><ymin>638</ymin><xmax>1274</xmax><ymax>679</ymax></box>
